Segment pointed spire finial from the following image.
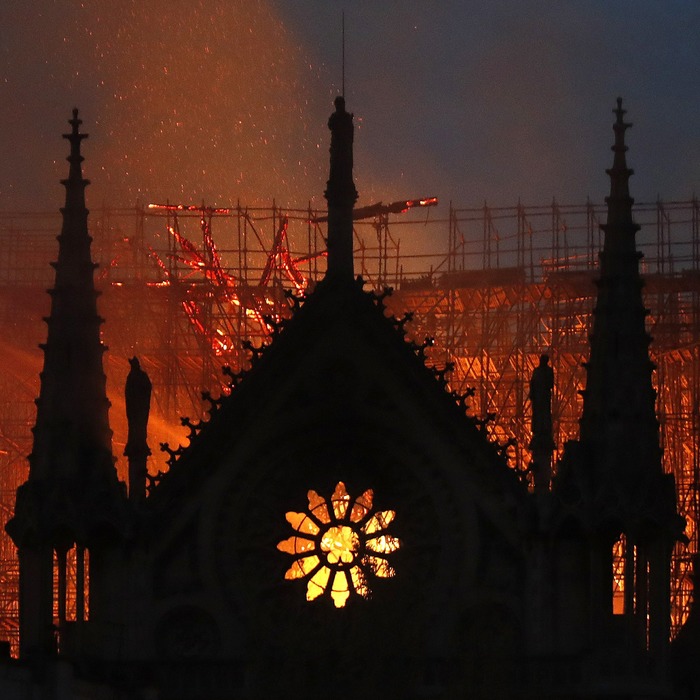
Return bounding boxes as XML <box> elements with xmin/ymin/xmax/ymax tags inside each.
<box><xmin>611</xmin><ymin>97</ymin><xmax>632</xmax><ymax>161</ymax></box>
<box><xmin>61</xmin><ymin>108</ymin><xmax>90</xmax><ymax>211</ymax></box>
<box><xmin>605</xmin><ymin>97</ymin><xmax>636</xmax><ymax>230</ymax></box>
<box><xmin>63</xmin><ymin>108</ymin><xmax>88</xmax><ymax>151</ymax></box>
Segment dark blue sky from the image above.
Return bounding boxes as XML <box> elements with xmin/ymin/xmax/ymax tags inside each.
<box><xmin>1</xmin><ymin>1</ymin><xmax>698</xmax><ymax>212</ymax></box>
<box><xmin>272</xmin><ymin>1</ymin><xmax>700</xmax><ymax>205</ymax></box>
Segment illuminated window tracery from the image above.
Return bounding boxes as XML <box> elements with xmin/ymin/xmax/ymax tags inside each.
<box><xmin>277</xmin><ymin>482</ymin><xmax>401</xmax><ymax>607</ymax></box>
<box><xmin>612</xmin><ymin>536</ymin><xmax>628</xmax><ymax>615</ymax></box>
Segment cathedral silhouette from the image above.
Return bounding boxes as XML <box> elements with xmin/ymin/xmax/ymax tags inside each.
<box><xmin>1</xmin><ymin>97</ymin><xmax>696</xmax><ymax>699</ymax></box>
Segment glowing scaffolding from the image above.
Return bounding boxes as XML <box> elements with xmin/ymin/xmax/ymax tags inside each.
<box><xmin>0</xmin><ymin>198</ymin><xmax>697</xmax><ymax>654</ymax></box>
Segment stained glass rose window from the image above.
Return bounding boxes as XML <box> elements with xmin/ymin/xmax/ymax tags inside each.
<box><xmin>277</xmin><ymin>482</ymin><xmax>401</xmax><ymax>607</ymax></box>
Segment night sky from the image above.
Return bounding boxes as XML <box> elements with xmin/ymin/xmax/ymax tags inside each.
<box><xmin>0</xmin><ymin>1</ymin><xmax>698</xmax><ymax>214</ymax></box>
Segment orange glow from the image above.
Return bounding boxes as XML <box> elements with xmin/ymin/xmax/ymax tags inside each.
<box><xmin>285</xmin><ymin>511</ymin><xmax>320</xmax><ymax>537</ymax></box>
<box><xmin>277</xmin><ymin>482</ymin><xmax>400</xmax><ymax>608</ymax></box>
<box><xmin>612</xmin><ymin>538</ymin><xmax>626</xmax><ymax>615</ymax></box>
<box><xmin>350</xmin><ymin>489</ymin><xmax>373</xmax><ymax>522</ymax></box>
<box><xmin>363</xmin><ymin>509</ymin><xmax>395</xmax><ymax>535</ymax></box>
<box><xmin>320</xmin><ymin>525</ymin><xmax>359</xmax><ymax>564</ymax></box>
<box><xmin>259</xmin><ymin>216</ymin><xmax>310</xmax><ymax>292</ymax></box>
<box><xmin>331</xmin><ymin>481</ymin><xmax>351</xmax><ymax>520</ymax></box>
<box><xmin>146</xmin><ymin>212</ymin><xmax>291</xmax><ymax>355</ymax></box>
<box><xmin>308</xmin><ymin>489</ymin><xmax>331</xmax><ymax>524</ymax></box>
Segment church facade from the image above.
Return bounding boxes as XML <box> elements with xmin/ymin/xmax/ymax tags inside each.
<box><xmin>1</xmin><ymin>98</ymin><xmax>690</xmax><ymax>699</ymax></box>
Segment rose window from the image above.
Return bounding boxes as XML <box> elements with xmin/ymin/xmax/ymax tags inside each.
<box><xmin>277</xmin><ymin>481</ymin><xmax>401</xmax><ymax>608</ymax></box>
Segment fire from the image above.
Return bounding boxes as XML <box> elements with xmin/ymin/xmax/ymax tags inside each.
<box><xmin>259</xmin><ymin>216</ymin><xmax>313</xmax><ymax>292</ymax></box>
<box><xmin>146</xmin><ymin>205</ymin><xmax>297</xmax><ymax>354</ymax></box>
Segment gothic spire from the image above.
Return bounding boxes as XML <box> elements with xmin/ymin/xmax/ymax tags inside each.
<box><xmin>8</xmin><ymin>109</ymin><xmax>123</xmax><ymax>547</ymax></box>
<box><xmin>6</xmin><ymin>109</ymin><xmax>126</xmax><ymax>658</ymax></box>
<box><xmin>552</xmin><ymin>100</ymin><xmax>683</xmax><ymax>667</ymax></box>
<box><xmin>578</xmin><ymin>99</ymin><xmax>664</xmax><ymax>504</ymax></box>
<box><xmin>34</xmin><ymin>108</ymin><xmax>115</xmax><ymax>480</ymax></box>
<box><xmin>324</xmin><ymin>96</ymin><xmax>358</xmax><ymax>281</ymax></box>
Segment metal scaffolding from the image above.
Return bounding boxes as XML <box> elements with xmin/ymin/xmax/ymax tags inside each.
<box><xmin>0</xmin><ymin>198</ymin><xmax>697</xmax><ymax>653</ymax></box>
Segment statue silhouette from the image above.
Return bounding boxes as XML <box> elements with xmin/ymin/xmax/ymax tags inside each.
<box><xmin>326</xmin><ymin>96</ymin><xmax>357</xmax><ymax>204</ymax></box>
<box><xmin>125</xmin><ymin>356</ymin><xmax>152</xmax><ymax>453</ymax></box>
<box><xmin>530</xmin><ymin>354</ymin><xmax>554</xmax><ymax>436</ymax></box>
<box><xmin>529</xmin><ymin>354</ymin><xmax>555</xmax><ymax>492</ymax></box>
<box><xmin>125</xmin><ymin>356</ymin><xmax>151</xmax><ymax>504</ymax></box>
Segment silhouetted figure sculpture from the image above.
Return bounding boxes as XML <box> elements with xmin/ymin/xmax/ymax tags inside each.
<box><xmin>529</xmin><ymin>354</ymin><xmax>555</xmax><ymax>492</ymax></box>
<box><xmin>125</xmin><ymin>356</ymin><xmax>152</xmax><ymax>505</ymax></box>
<box><xmin>326</xmin><ymin>96</ymin><xmax>355</xmax><ymax>196</ymax></box>
<box><xmin>324</xmin><ymin>96</ymin><xmax>358</xmax><ymax>280</ymax></box>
